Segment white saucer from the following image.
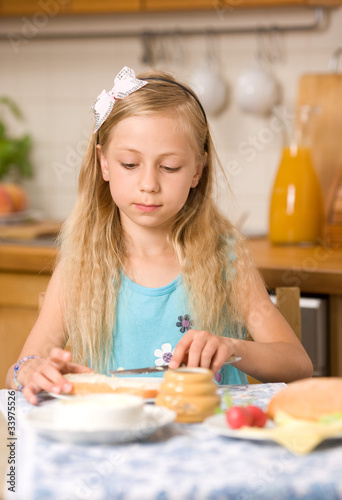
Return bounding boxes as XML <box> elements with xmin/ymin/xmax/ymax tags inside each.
<box><xmin>204</xmin><ymin>413</ymin><xmax>342</xmax><ymax>444</ymax></box>
<box><xmin>25</xmin><ymin>404</ymin><xmax>176</xmax><ymax>444</ymax></box>
<box><xmin>204</xmin><ymin>413</ymin><xmax>275</xmax><ymax>441</ymax></box>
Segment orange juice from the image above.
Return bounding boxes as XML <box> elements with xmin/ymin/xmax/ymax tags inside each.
<box><xmin>269</xmin><ymin>146</ymin><xmax>324</xmax><ymax>245</ymax></box>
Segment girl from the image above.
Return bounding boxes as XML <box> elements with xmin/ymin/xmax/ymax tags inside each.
<box><xmin>6</xmin><ymin>67</ymin><xmax>312</xmax><ymax>404</ymax></box>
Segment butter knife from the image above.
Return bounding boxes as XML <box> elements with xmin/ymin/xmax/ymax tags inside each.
<box><xmin>109</xmin><ymin>355</ymin><xmax>241</xmax><ymax>376</ymax></box>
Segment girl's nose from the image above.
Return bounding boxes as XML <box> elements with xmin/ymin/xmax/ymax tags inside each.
<box><xmin>138</xmin><ymin>166</ymin><xmax>160</xmax><ymax>193</ymax></box>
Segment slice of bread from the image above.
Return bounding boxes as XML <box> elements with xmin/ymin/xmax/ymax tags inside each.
<box><xmin>267</xmin><ymin>377</ymin><xmax>342</xmax><ymax>421</ymax></box>
<box><xmin>64</xmin><ymin>373</ymin><xmax>160</xmax><ymax>399</ymax></box>
<box><xmin>64</xmin><ymin>373</ymin><xmax>116</xmax><ymax>395</ymax></box>
<box><xmin>113</xmin><ymin>382</ymin><xmax>159</xmax><ymax>399</ymax></box>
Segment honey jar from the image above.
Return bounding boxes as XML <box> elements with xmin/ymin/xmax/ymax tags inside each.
<box><xmin>155</xmin><ymin>367</ymin><xmax>220</xmax><ymax>423</ymax></box>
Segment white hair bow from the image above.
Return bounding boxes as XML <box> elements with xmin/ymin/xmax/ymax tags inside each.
<box><xmin>92</xmin><ymin>66</ymin><xmax>148</xmax><ymax>133</ymax></box>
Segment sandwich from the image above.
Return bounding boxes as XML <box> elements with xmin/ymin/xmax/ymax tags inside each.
<box><xmin>264</xmin><ymin>377</ymin><xmax>342</xmax><ymax>454</ymax></box>
<box><xmin>267</xmin><ymin>377</ymin><xmax>342</xmax><ymax>422</ymax></box>
<box><xmin>63</xmin><ymin>373</ymin><xmax>160</xmax><ymax>399</ymax></box>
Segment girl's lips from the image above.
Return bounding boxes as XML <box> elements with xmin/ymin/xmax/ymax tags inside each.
<box><xmin>135</xmin><ymin>204</ymin><xmax>161</xmax><ymax>212</ymax></box>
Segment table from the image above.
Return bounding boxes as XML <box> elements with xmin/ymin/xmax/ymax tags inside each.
<box><xmin>1</xmin><ymin>384</ymin><xmax>342</xmax><ymax>500</ymax></box>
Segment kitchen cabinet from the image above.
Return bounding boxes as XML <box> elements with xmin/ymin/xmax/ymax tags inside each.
<box><xmin>1</xmin><ymin>0</ymin><xmax>342</xmax><ymax>16</ymax></box>
<box><xmin>1</xmin><ymin>0</ymin><xmax>70</xmax><ymax>15</ymax></box>
<box><xmin>0</xmin><ymin>245</ymin><xmax>55</xmax><ymax>388</ymax></box>
<box><xmin>144</xmin><ymin>0</ymin><xmax>342</xmax><ymax>9</ymax></box>
<box><xmin>67</xmin><ymin>0</ymin><xmax>140</xmax><ymax>14</ymax></box>
<box><xmin>143</xmin><ymin>0</ymin><xmax>217</xmax><ymax>9</ymax></box>
<box><xmin>0</xmin><ymin>0</ymin><xmax>140</xmax><ymax>16</ymax></box>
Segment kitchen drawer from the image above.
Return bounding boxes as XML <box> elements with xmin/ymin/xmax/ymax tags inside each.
<box><xmin>0</xmin><ymin>271</ymin><xmax>51</xmax><ymax>388</ymax></box>
<box><xmin>0</xmin><ymin>308</ymin><xmax>40</xmax><ymax>388</ymax></box>
<box><xmin>0</xmin><ymin>272</ymin><xmax>50</xmax><ymax>308</ymax></box>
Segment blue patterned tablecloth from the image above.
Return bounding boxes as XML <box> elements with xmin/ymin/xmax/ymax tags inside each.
<box><xmin>1</xmin><ymin>384</ymin><xmax>342</xmax><ymax>500</ymax></box>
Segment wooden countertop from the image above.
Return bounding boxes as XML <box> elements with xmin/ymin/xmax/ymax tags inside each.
<box><xmin>1</xmin><ymin>238</ymin><xmax>341</xmax><ymax>295</ymax></box>
<box><xmin>0</xmin><ymin>220</ymin><xmax>61</xmax><ymax>274</ymax></box>
<box><xmin>0</xmin><ymin>243</ymin><xmax>58</xmax><ymax>274</ymax></box>
<box><xmin>247</xmin><ymin>238</ymin><xmax>342</xmax><ymax>296</ymax></box>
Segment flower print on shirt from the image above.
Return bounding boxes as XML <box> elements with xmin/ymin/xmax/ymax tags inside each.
<box><xmin>176</xmin><ymin>314</ymin><xmax>193</xmax><ymax>333</ymax></box>
<box><xmin>154</xmin><ymin>343</ymin><xmax>174</xmax><ymax>366</ymax></box>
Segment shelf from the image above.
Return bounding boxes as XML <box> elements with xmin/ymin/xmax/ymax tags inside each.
<box><xmin>1</xmin><ymin>0</ymin><xmax>342</xmax><ymax>16</ymax></box>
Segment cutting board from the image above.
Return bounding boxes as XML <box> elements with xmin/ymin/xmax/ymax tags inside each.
<box><xmin>296</xmin><ymin>73</ymin><xmax>342</xmax><ymax>213</ymax></box>
<box><xmin>0</xmin><ymin>220</ymin><xmax>62</xmax><ymax>240</ymax></box>
<box><xmin>325</xmin><ymin>166</ymin><xmax>342</xmax><ymax>246</ymax></box>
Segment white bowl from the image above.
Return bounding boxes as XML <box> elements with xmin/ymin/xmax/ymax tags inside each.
<box><xmin>54</xmin><ymin>393</ymin><xmax>144</xmax><ymax>430</ymax></box>
<box><xmin>236</xmin><ymin>65</ymin><xmax>280</xmax><ymax>116</ymax></box>
<box><xmin>191</xmin><ymin>65</ymin><xmax>227</xmax><ymax>116</ymax></box>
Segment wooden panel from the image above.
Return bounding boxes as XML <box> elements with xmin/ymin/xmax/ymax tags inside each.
<box><xmin>325</xmin><ymin>167</ymin><xmax>342</xmax><ymax>247</ymax></box>
<box><xmin>145</xmin><ymin>0</ymin><xmax>342</xmax><ymax>9</ymax></box>
<box><xmin>247</xmin><ymin>238</ymin><xmax>342</xmax><ymax>295</ymax></box>
<box><xmin>0</xmin><ymin>244</ymin><xmax>57</xmax><ymax>273</ymax></box>
<box><xmin>2</xmin><ymin>0</ymin><xmax>70</xmax><ymax>15</ymax></box>
<box><xmin>276</xmin><ymin>287</ymin><xmax>301</xmax><ymax>340</ymax></box>
<box><xmin>3</xmin><ymin>0</ymin><xmax>342</xmax><ymax>15</ymax></box>
<box><xmin>232</xmin><ymin>0</ymin><xmax>342</xmax><ymax>5</ymax></box>
<box><xmin>0</xmin><ymin>308</ymin><xmax>39</xmax><ymax>388</ymax></box>
<box><xmin>248</xmin><ymin>286</ymin><xmax>301</xmax><ymax>384</ymax></box>
<box><xmin>144</xmin><ymin>0</ymin><xmax>215</xmax><ymax>9</ymax></box>
<box><xmin>297</xmin><ymin>75</ymin><xmax>342</xmax><ymax>215</ymax></box>
<box><xmin>69</xmin><ymin>0</ymin><xmax>140</xmax><ymax>13</ymax></box>
<box><xmin>258</xmin><ymin>267</ymin><xmax>342</xmax><ymax>296</ymax></box>
<box><xmin>0</xmin><ymin>272</ymin><xmax>51</xmax><ymax>308</ymax></box>
<box><xmin>330</xmin><ymin>296</ymin><xmax>342</xmax><ymax>377</ymax></box>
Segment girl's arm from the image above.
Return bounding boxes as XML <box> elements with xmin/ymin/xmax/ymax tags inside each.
<box><xmin>170</xmin><ymin>267</ymin><xmax>313</xmax><ymax>383</ymax></box>
<box><xmin>230</xmin><ymin>268</ymin><xmax>313</xmax><ymax>382</ymax></box>
<box><xmin>5</xmin><ymin>265</ymin><xmax>91</xmax><ymax>404</ymax></box>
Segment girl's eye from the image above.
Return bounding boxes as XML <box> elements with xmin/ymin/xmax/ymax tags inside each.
<box><xmin>162</xmin><ymin>166</ymin><xmax>181</xmax><ymax>173</ymax></box>
<box><xmin>121</xmin><ymin>163</ymin><xmax>137</xmax><ymax>169</ymax></box>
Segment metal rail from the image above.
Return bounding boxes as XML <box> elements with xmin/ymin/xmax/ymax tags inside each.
<box><xmin>0</xmin><ymin>7</ymin><xmax>327</xmax><ymax>42</ymax></box>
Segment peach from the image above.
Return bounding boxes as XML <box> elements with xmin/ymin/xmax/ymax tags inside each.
<box><xmin>0</xmin><ymin>184</ymin><xmax>13</xmax><ymax>214</ymax></box>
<box><xmin>3</xmin><ymin>183</ymin><xmax>28</xmax><ymax>212</ymax></box>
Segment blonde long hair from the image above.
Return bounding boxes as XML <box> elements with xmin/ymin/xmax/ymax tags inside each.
<box><xmin>57</xmin><ymin>70</ymin><xmax>255</xmax><ymax>372</ymax></box>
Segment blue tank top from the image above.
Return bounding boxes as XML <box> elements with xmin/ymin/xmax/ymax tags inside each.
<box><xmin>110</xmin><ymin>273</ymin><xmax>248</xmax><ymax>385</ymax></box>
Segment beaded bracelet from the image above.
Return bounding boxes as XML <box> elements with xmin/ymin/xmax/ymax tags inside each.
<box><xmin>13</xmin><ymin>355</ymin><xmax>41</xmax><ymax>391</ymax></box>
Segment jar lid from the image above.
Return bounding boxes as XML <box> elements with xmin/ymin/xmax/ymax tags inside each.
<box><xmin>164</xmin><ymin>367</ymin><xmax>214</xmax><ymax>383</ymax></box>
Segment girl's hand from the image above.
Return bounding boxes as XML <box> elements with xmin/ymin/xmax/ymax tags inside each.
<box><xmin>22</xmin><ymin>348</ymin><xmax>93</xmax><ymax>405</ymax></box>
<box><xmin>169</xmin><ymin>329</ymin><xmax>235</xmax><ymax>373</ymax></box>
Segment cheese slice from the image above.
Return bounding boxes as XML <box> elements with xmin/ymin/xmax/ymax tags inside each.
<box><xmin>240</xmin><ymin>412</ymin><xmax>342</xmax><ymax>455</ymax></box>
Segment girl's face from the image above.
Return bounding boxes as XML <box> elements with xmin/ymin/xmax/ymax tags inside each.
<box><xmin>98</xmin><ymin>114</ymin><xmax>203</xmax><ymax>235</ymax></box>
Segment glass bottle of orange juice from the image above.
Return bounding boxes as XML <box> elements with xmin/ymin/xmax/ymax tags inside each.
<box><xmin>269</xmin><ymin>106</ymin><xmax>324</xmax><ymax>245</ymax></box>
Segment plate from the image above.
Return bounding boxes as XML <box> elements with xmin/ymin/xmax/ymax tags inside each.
<box><xmin>204</xmin><ymin>413</ymin><xmax>276</xmax><ymax>442</ymax></box>
<box><xmin>204</xmin><ymin>413</ymin><xmax>342</xmax><ymax>454</ymax></box>
<box><xmin>0</xmin><ymin>209</ymin><xmax>43</xmax><ymax>225</ymax></box>
<box><xmin>25</xmin><ymin>404</ymin><xmax>176</xmax><ymax>444</ymax></box>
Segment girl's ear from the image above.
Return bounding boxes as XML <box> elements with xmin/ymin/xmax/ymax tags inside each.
<box><xmin>191</xmin><ymin>153</ymin><xmax>206</xmax><ymax>188</ymax></box>
<box><xmin>96</xmin><ymin>145</ymin><xmax>109</xmax><ymax>181</ymax></box>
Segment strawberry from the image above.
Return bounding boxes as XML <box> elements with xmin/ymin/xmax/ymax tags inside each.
<box><xmin>225</xmin><ymin>405</ymin><xmax>267</xmax><ymax>429</ymax></box>
<box><xmin>246</xmin><ymin>405</ymin><xmax>267</xmax><ymax>428</ymax></box>
<box><xmin>226</xmin><ymin>406</ymin><xmax>254</xmax><ymax>429</ymax></box>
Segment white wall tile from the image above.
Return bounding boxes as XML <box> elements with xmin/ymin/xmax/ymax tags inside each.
<box><xmin>1</xmin><ymin>6</ymin><xmax>341</xmax><ymax>232</ymax></box>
